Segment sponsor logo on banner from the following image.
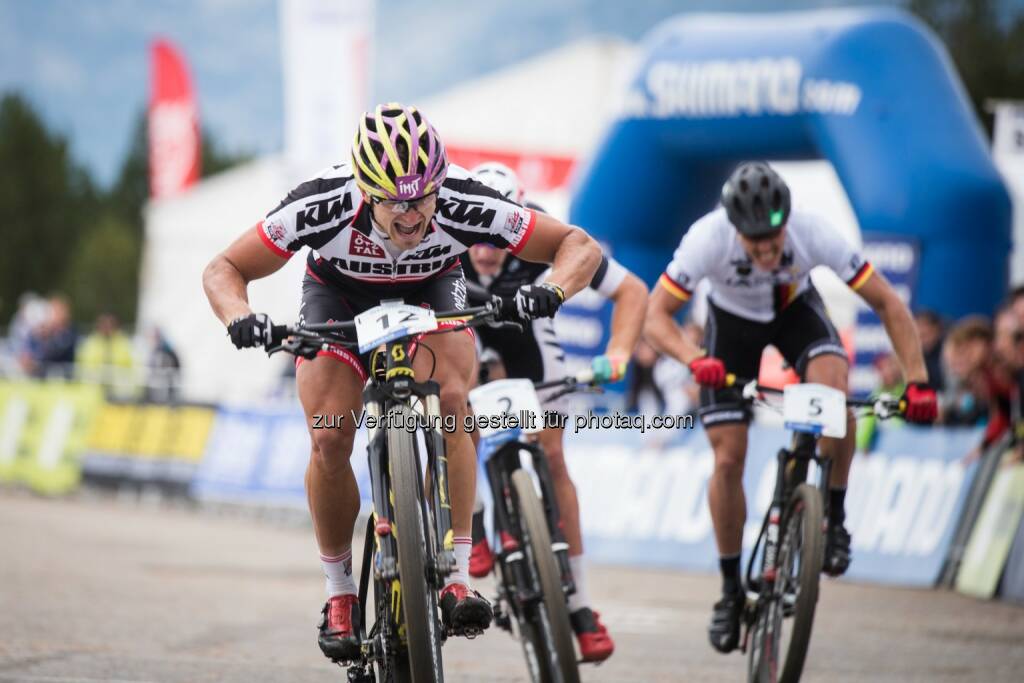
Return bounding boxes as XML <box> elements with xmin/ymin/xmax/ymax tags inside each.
<box><xmin>564</xmin><ymin>424</ymin><xmax>979</xmax><ymax>586</ymax></box>
<box><xmin>630</xmin><ymin>57</ymin><xmax>862</xmax><ymax>119</ymax></box>
<box><xmin>349</xmin><ymin>231</ymin><xmax>385</xmax><ymax>258</ymax></box>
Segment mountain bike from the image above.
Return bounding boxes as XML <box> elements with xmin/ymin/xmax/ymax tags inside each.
<box><xmin>726</xmin><ymin>376</ymin><xmax>904</xmax><ymax>683</ymax></box>
<box><xmin>467</xmin><ymin>374</ymin><xmax>600</xmax><ymax>683</ymax></box>
<box><xmin>267</xmin><ymin>299</ymin><xmax>516</xmax><ymax>683</ymax></box>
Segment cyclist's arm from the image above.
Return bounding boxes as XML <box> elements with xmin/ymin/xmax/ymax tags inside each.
<box><xmin>645</xmin><ymin>283</ymin><xmax>704</xmax><ymax>366</ymax></box>
<box><xmin>605</xmin><ymin>271</ymin><xmax>648</xmax><ymax>359</ymax></box>
<box><xmin>855</xmin><ymin>271</ymin><xmax>929</xmax><ymax>384</ymax></box>
<box><xmin>515</xmin><ymin>212</ymin><xmax>602</xmax><ymax>299</ymax></box>
<box><xmin>203</xmin><ymin>225</ymin><xmax>291</xmax><ymax>325</ymax></box>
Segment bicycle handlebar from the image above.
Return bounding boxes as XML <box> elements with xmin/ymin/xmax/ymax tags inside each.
<box><xmin>265</xmin><ymin>297</ymin><xmax>522</xmax><ymax>359</ymax></box>
<box><xmin>723</xmin><ymin>374</ymin><xmax>906</xmax><ymax>420</ymax></box>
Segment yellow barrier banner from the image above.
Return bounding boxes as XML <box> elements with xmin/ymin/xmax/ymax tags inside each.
<box><xmin>84</xmin><ymin>403</ymin><xmax>215</xmax><ymax>462</ymax></box>
<box><xmin>0</xmin><ymin>381</ymin><xmax>103</xmax><ymax>494</ymax></box>
<box><xmin>956</xmin><ymin>453</ymin><xmax>1024</xmax><ymax>599</ymax></box>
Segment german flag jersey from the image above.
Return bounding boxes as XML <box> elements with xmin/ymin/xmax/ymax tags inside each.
<box><xmin>659</xmin><ymin>207</ymin><xmax>873</xmax><ymax>323</ymax></box>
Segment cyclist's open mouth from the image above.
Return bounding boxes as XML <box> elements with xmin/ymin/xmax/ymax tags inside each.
<box><xmin>394</xmin><ymin>220</ymin><xmax>422</xmax><ymax>237</ymax></box>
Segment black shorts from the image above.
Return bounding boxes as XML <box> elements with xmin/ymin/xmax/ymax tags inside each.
<box><xmin>298</xmin><ymin>265</ymin><xmax>469</xmax><ymax>381</ymax></box>
<box><xmin>699</xmin><ymin>287</ymin><xmax>847</xmax><ymax>427</ymax></box>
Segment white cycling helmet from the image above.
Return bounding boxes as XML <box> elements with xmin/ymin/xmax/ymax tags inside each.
<box><xmin>470</xmin><ymin>162</ymin><xmax>523</xmax><ymax>203</ymax></box>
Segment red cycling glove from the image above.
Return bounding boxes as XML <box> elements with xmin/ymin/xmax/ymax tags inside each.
<box><xmin>689</xmin><ymin>356</ymin><xmax>727</xmax><ymax>389</ymax></box>
<box><xmin>901</xmin><ymin>382</ymin><xmax>938</xmax><ymax>424</ymax></box>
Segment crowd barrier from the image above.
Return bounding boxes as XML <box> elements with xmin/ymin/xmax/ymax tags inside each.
<box><xmin>3</xmin><ymin>378</ymin><xmax>1022</xmax><ymax>598</ymax></box>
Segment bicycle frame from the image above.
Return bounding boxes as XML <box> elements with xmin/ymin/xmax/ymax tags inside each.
<box><xmin>744</xmin><ymin>431</ymin><xmax>831</xmax><ymax>599</ymax></box>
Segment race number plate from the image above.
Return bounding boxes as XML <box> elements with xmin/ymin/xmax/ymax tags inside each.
<box><xmin>469</xmin><ymin>379</ymin><xmax>545</xmax><ymax>436</ymax></box>
<box><xmin>783</xmin><ymin>383</ymin><xmax>847</xmax><ymax>438</ymax></box>
<box><xmin>354</xmin><ymin>303</ymin><xmax>437</xmax><ymax>353</ymax></box>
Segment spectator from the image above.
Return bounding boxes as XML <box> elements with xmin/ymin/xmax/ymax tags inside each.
<box><xmin>914</xmin><ymin>309</ymin><xmax>946</xmax><ymax>391</ymax></box>
<box><xmin>939</xmin><ymin>316</ymin><xmax>992</xmax><ymax>427</ymax></box>
<box><xmin>855</xmin><ymin>352</ymin><xmax>906</xmax><ymax>453</ymax></box>
<box><xmin>76</xmin><ymin>313</ymin><xmax>135</xmax><ymax>395</ymax></box>
<box><xmin>145</xmin><ymin>327</ymin><xmax>181</xmax><ymax>402</ymax></box>
<box><xmin>26</xmin><ymin>295</ymin><xmax>77</xmax><ymax>379</ymax></box>
<box><xmin>983</xmin><ymin>306</ymin><xmax>1024</xmax><ymax>455</ymax></box>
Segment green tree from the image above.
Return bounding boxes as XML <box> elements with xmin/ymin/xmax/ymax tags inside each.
<box><xmin>0</xmin><ymin>93</ymin><xmax>102</xmax><ymax>323</ymax></box>
<box><xmin>909</xmin><ymin>0</ymin><xmax>1024</xmax><ymax>135</ymax></box>
<box><xmin>80</xmin><ymin>111</ymin><xmax>251</xmax><ymax>327</ymax></box>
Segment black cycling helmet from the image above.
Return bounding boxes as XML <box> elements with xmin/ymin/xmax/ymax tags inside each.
<box><xmin>721</xmin><ymin>162</ymin><xmax>791</xmax><ymax>237</ymax></box>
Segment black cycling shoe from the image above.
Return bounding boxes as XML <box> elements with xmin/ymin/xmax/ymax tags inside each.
<box><xmin>440</xmin><ymin>583</ymin><xmax>492</xmax><ymax>636</ymax></box>
<box><xmin>823</xmin><ymin>522</ymin><xmax>852</xmax><ymax>577</ymax></box>
<box><xmin>318</xmin><ymin>594</ymin><xmax>362</xmax><ymax>662</ymax></box>
<box><xmin>708</xmin><ymin>590</ymin><xmax>744</xmax><ymax>654</ymax></box>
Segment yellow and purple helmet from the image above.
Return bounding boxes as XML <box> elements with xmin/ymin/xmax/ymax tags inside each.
<box><xmin>351</xmin><ymin>103</ymin><xmax>448</xmax><ymax>201</ymax></box>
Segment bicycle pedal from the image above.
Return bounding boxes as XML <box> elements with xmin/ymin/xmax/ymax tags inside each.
<box><xmin>346</xmin><ymin>667</ymin><xmax>373</xmax><ymax>683</ymax></box>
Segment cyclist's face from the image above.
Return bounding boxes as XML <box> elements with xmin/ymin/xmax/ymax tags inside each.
<box><xmin>739</xmin><ymin>227</ymin><xmax>786</xmax><ymax>270</ymax></box>
<box><xmin>468</xmin><ymin>244</ymin><xmax>507</xmax><ymax>275</ymax></box>
<box><xmin>370</xmin><ymin>193</ymin><xmax>438</xmax><ymax>250</ymax></box>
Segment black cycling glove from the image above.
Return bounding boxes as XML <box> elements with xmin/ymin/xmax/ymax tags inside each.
<box><xmin>514</xmin><ymin>283</ymin><xmax>565</xmax><ymax>320</ymax></box>
<box><xmin>228</xmin><ymin>313</ymin><xmax>272</xmax><ymax>349</ymax></box>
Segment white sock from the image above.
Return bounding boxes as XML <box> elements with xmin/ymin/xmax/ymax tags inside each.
<box><xmin>567</xmin><ymin>554</ymin><xmax>591</xmax><ymax>613</ymax></box>
<box><xmin>321</xmin><ymin>547</ymin><xmax>357</xmax><ymax>597</ymax></box>
<box><xmin>446</xmin><ymin>536</ymin><xmax>472</xmax><ymax>588</ymax></box>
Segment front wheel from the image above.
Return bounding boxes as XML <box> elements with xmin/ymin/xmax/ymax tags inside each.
<box><xmin>748</xmin><ymin>482</ymin><xmax>824</xmax><ymax>683</ymax></box>
<box><xmin>389</xmin><ymin>415</ymin><xmax>444</xmax><ymax>683</ymax></box>
<box><xmin>511</xmin><ymin>469</ymin><xmax>580</xmax><ymax>683</ymax></box>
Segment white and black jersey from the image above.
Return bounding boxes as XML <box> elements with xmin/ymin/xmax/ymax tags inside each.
<box><xmin>257</xmin><ymin>163</ymin><xmax>536</xmax><ymax>301</ymax></box>
<box><xmin>462</xmin><ymin>200</ymin><xmax>629</xmax><ymax>411</ymax></box>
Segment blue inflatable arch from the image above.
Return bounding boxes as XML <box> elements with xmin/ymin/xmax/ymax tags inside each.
<box><xmin>570</xmin><ymin>8</ymin><xmax>1011</xmax><ymax>319</ymax></box>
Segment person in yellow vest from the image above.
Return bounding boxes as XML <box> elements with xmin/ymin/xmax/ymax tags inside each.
<box><xmin>75</xmin><ymin>313</ymin><xmax>136</xmax><ymax>396</ymax></box>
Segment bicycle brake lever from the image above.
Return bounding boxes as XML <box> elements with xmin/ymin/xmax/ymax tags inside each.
<box><xmin>487</xmin><ymin>319</ymin><xmax>523</xmax><ymax>333</ymax></box>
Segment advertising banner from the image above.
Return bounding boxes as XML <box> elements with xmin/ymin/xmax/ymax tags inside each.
<box><xmin>955</xmin><ymin>456</ymin><xmax>1024</xmax><ymax>599</ymax></box>
<box><xmin>566</xmin><ymin>422</ymin><xmax>979</xmax><ymax>586</ymax></box>
<box><xmin>0</xmin><ymin>381</ymin><xmax>103</xmax><ymax>494</ymax></box>
<box><xmin>82</xmin><ymin>402</ymin><xmax>216</xmax><ymax>487</ymax></box>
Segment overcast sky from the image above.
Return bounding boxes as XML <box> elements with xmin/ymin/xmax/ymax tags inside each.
<box><xmin>1</xmin><ymin>0</ymin><xmax>1020</xmax><ymax>187</ymax></box>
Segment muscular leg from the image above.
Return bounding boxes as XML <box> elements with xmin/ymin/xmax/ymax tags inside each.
<box><xmin>706</xmin><ymin>420</ymin><xmax>750</xmax><ymax>653</ymax></box>
<box><xmin>298</xmin><ymin>356</ymin><xmax>366</xmax><ymax>556</ymax></box>
<box><xmin>413</xmin><ymin>331</ymin><xmax>478</xmax><ymax>541</ymax></box>
<box><xmin>706</xmin><ymin>422</ymin><xmax>749</xmax><ymax>557</ymax></box>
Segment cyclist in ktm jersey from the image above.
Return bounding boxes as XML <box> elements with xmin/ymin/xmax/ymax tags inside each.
<box><xmin>202</xmin><ymin>104</ymin><xmax>602</xmax><ymax>662</ymax></box>
<box><xmin>462</xmin><ymin>162</ymin><xmax>648</xmax><ymax>662</ymax></box>
<box><xmin>644</xmin><ymin>162</ymin><xmax>937</xmax><ymax>655</ymax></box>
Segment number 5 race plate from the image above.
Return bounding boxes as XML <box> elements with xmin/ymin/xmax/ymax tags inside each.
<box><xmin>783</xmin><ymin>383</ymin><xmax>847</xmax><ymax>438</ymax></box>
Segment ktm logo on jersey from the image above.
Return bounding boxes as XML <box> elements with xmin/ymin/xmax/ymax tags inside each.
<box><xmin>408</xmin><ymin>244</ymin><xmax>452</xmax><ymax>260</ymax></box>
<box><xmin>296</xmin><ymin>192</ymin><xmax>354</xmax><ymax>231</ymax></box>
<box><xmin>350</xmin><ymin>232</ymin><xmax>386</xmax><ymax>258</ymax></box>
<box><xmin>435</xmin><ymin>197</ymin><xmax>497</xmax><ymax>228</ymax></box>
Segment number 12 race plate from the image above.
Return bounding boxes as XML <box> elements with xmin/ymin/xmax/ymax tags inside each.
<box><xmin>354</xmin><ymin>303</ymin><xmax>438</xmax><ymax>353</ymax></box>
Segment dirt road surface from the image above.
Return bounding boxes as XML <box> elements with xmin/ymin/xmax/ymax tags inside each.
<box><xmin>2</xmin><ymin>491</ymin><xmax>1022</xmax><ymax>683</ymax></box>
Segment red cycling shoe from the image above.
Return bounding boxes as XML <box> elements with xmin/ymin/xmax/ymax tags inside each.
<box><xmin>570</xmin><ymin>607</ymin><xmax>615</xmax><ymax>662</ymax></box>
<box><xmin>469</xmin><ymin>537</ymin><xmax>495</xmax><ymax>578</ymax></box>
<box><xmin>318</xmin><ymin>593</ymin><xmax>361</xmax><ymax>661</ymax></box>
